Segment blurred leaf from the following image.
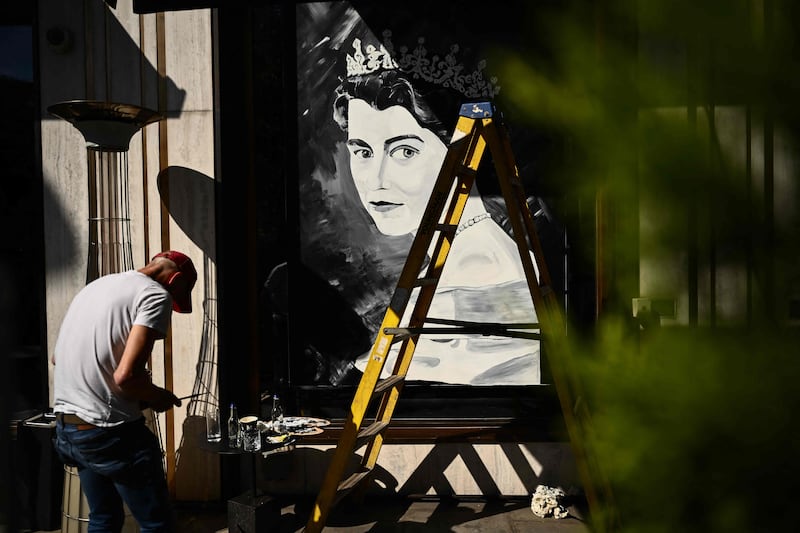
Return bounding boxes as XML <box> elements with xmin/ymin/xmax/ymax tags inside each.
<box><xmin>493</xmin><ymin>1</ymin><xmax>800</xmax><ymax>531</ymax></box>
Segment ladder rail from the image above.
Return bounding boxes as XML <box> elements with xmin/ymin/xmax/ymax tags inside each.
<box><xmin>363</xmin><ymin>115</ymin><xmax>488</xmax><ymax>474</ymax></box>
<box><xmin>484</xmin><ymin>117</ymin><xmax>616</xmax><ymax>528</ymax></box>
<box><xmin>306</xmin><ymin>114</ymin><xmax>483</xmax><ymax>533</ymax></box>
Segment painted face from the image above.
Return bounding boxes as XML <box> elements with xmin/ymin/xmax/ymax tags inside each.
<box><xmin>346</xmin><ymin>99</ymin><xmax>447</xmax><ymax>236</ymax></box>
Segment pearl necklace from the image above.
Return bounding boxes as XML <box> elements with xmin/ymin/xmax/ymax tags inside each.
<box><xmin>455</xmin><ymin>212</ymin><xmax>492</xmax><ymax>236</ymax></box>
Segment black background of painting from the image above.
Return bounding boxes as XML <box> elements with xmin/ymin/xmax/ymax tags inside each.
<box><xmin>252</xmin><ymin>0</ymin><xmax>592</xmax><ymax>428</ymax></box>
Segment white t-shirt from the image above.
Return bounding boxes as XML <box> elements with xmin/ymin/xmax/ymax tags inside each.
<box><xmin>53</xmin><ymin>271</ymin><xmax>172</xmax><ymax>426</ymax></box>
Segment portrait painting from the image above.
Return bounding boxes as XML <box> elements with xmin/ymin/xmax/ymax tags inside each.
<box><xmin>290</xmin><ymin>1</ymin><xmax>565</xmax><ymax>389</ymax></box>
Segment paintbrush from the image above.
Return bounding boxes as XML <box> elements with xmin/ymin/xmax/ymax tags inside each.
<box><xmin>177</xmin><ymin>393</ymin><xmax>202</xmax><ymax>401</ymax></box>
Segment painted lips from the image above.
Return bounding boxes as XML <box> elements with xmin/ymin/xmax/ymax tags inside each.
<box><xmin>370</xmin><ymin>201</ymin><xmax>401</xmax><ymax>212</ymax></box>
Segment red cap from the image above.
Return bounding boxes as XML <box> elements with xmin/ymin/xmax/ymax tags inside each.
<box><xmin>152</xmin><ymin>251</ymin><xmax>197</xmax><ymax>313</ymax></box>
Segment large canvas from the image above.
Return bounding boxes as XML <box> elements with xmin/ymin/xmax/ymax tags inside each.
<box><xmin>291</xmin><ymin>1</ymin><xmax>563</xmax><ymax>388</ymax></box>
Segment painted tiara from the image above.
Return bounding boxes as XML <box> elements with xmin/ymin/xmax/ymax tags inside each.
<box><xmin>345</xmin><ymin>31</ymin><xmax>500</xmax><ymax>99</ymax></box>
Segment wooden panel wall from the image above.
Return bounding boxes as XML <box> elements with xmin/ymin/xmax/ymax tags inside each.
<box><xmin>39</xmin><ymin>0</ymin><xmax>218</xmax><ymax>500</ymax></box>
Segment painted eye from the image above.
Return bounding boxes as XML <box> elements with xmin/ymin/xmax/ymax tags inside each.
<box><xmin>351</xmin><ymin>147</ymin><xmax>373</xmax><ymax>160</ymax></box>
<box><xmin>389</xmin><ymin>145</ymin><xmax>419</xmax><ymax>160</ymax></box>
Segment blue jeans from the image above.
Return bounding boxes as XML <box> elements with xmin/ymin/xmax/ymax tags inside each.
<box><xmin>54</xmin><ymin>417</ymin><xmax>174</xmax><ymax>533</ymax></box>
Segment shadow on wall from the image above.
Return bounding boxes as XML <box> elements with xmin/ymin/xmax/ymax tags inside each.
<box><xmin>39</xmin><ymin>0</ymin><xmax>188</xmax><ymax>272</ymax></box>
<box><xmin>155</xmin><ymin>166</ymin><xmax>220</xmax><ymax>499</ymax></box>
<box><xmin>174</xmin><ymin>291</ymin><xmax>220</xmax><ymax>499</ymax></box>
<box><xmin>174</xmin><ymin>415</ymin><xmax>221</xmax><ymax>501</ymax></box>
<box><xmin>156</xmin><ymin>166</ymin><xmax>216</xmax><ymax>262</ymax></box>
<box><xmin>42</xmin><ymin>3</ymin><xmax>186</xmax><ymax>119</ymax></box>
<box><xmin>257</xmin><ymin>445</ymin><xmax>567</xmax><ymax>530</ymax></box>
<box><xmin>261</xmin><ymin>446</ymin><xmax>398</xmax><ymax>496</ymax></box>
<box><xmin>397</xmin><ymin>442</ymin><xmax>578</xmax><ymax>497</ymax></box>
<box><xmin>41</xmin><ymin>179</ymin><xmax>79</xmax><ymax>276</ymax></box>
<box><xmin>261</xmin><ymin>442</ymin><xmax>577</xmax><ymax>498</ymax></box>
<box><xmin>40</xmin><ymin>5</ymin><xmax>187</xmax><ymax>273</ymax></box>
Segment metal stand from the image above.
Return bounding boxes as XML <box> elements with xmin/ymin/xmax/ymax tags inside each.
<box><xmin>227</xmin><ymin>491</ymin><xmax>280</xmax><ymax>533</ymax></box>
<box><xmin>227</xmin><ymin>451</ymin><xmax>280</xmax><ymax>533</ymax></box>
<box><xmin>48</xmin><ymin>101</ymin><xmax>162</xmax><ymax>283</ymax></box>
<box><xmin>199</xmin><ymin>437</ymin><xmax>294</xmax><ymax>533</ymax></box>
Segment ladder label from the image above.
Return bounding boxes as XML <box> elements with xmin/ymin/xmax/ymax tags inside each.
<box><xmin>376</xmin><ymin>337</ymin><xmax>389</xmax><ymax>356</ymax></box>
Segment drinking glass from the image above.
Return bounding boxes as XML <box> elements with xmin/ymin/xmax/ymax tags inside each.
<box><xmin>240</xmin><ymin>415</ymin><xmax>262</xmax><ymax>452</ymax></box>
<box><xmin>206</xmin><ymin>406</ymin><xmax>222</xmax><ymax>442</ymax></box>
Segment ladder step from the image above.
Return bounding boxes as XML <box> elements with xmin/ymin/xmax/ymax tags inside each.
<box><xmin>389</xmin><ymin>332</ymin><xmax>411</xmax><ymax>345</ymax></box>
<box><xmin>414</xmin><ymin>277</ymin><xmax>438</xmax><ymax>287</ymax></box>
<box><xmin>384</xmin><ymin>324</ymin><xmax>541</xmax><ymax>340</ymax></box>
<box><xmin>373</xmin><ymin>375</ymin><xmax>405</xmax><ymax>397</ymax></box>
<box><xmin>458</xmin><ymin>165</ymin><xmax>477</xmax><ymax>178</ymax></box>
<box><xmin>436</xmin><ymin>222</ymin><xmax>459</xmax><ymax>234</ymax></box>
<box><xmin>333</xmin><ymin>467</ymin><xmax>372</xmax><ymax>507</ymax></box>
<box><xmin>355</xmin><ymin>420</ymin><xmax>389</xmax><ymax>450</ymax></box>
<box><xmin>337</xmin><ymin>468</ymin><xmax>371</xmax><ymax>492</ymax></box>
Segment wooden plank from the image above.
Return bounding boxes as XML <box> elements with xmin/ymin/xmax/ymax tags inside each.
<box><xmin>39</xmin><ymin>0</ymin><xmax>89</xmax><ymax>393</ymax></box>
<box><xmin>107</xmin><ymin>0</ymin><xmax>143</xmax><ymax>106</ymax></box>
<box><xmin>164</xmin><ymin>9</ymin><xmax>213</xmax><ymax>112</ymax></box>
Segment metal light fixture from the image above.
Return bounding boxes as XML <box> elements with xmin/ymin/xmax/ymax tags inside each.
<box><xmin>48</xmin><ymin>100</ymin><xmax>162</xmax><ymax>283</ymax></box>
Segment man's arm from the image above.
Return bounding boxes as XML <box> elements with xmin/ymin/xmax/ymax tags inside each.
<box><xmin>113</xmin><ymin>324</ymin><xmax>181</xmax><ymax>412</ymax></box>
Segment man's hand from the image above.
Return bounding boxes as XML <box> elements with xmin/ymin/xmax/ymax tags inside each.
<box><xmin>115</xmin><ymin>325</ymin><xmax>181</xmax><ymax>411</ymax></box>
<box><xmin>147</xmin><ymin>387</ymin><xmax>182</xmax><ymax>412</ymax></box>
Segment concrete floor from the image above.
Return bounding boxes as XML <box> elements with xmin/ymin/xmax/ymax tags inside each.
<box><xmin>36</xmin><ymin>496</ymin><xmax>589</xmax><ymax>532</ymax></box>
<box><xmin>173</xmin><ymin>496</ymin><xmax>591</xmax><ymax>533</ymax></box>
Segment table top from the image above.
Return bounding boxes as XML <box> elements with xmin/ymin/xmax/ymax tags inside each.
<box><xmin>197</xmin><ymin>436</ymin><xmax>297</xmax><ymax>457</ymax></box>
<box><xmin>196</xmin><ymin>416</ymin><xmax>328</xmax><ymax>457</ymax></box>
<box><xmin>259</xmin><ymin>416</ymin><xmax>330</xmax><ymax>436</ymax></box>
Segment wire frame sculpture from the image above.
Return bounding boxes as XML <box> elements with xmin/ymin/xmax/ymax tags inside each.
<box><xmin>187</xmin><ymin>254</ymin><xmax>218</xmax><ymax>418</ymax></box>
<box><xmin>85</xmin><ymin>147</ymin><xmax>134</xmax><ymax>280</ymax></box>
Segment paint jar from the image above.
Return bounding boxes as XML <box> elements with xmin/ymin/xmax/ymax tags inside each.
<box><xmin>240</xmin><ymin>416</ymin><xmax>261</xmax><ymax>452</ymax></box>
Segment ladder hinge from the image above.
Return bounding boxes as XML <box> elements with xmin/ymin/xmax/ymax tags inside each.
<box><xmin>459</xmin><ymin>101</ymin><xmax>494</xmax><ymax>118</ymax></box>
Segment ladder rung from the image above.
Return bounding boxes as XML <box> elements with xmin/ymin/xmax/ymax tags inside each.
<box><xmin>413</xmin><ymin>277</ymin><xmax>438</xmax><ymax>287</ymax></box>
<box><xmin>337</xmin><ymin>468</ymin><xmax>371</xmax><ymax>492</ymax></box>
<box><xmin>436</xmin><ymin>222</ymin><xmax>459</xmax><ymax>234</ymax></box>
<box><xmin>384</xmin><ymin>325</ymin><xmax>541</xmax><ymax>340</ymax></box>
<box><xmin>389</xmin><ymin>332</ymin><xmax>411</xmax><ymax>345</ymax></box>
<box><xmin>425</xmin><ymin>317</ymin><xmax>540</xmax><ymax>329</ymax></box>
<box><xmin>355</xmin><ymin>420</ymin><xmax>389</xmax><ymax>450</ymax></box>
<box><xmin>334</xmin><ymin>468</ymin><xmax>372</xmax><ymax>506</ymax></box>
<box><xmin>458</xmin><ymin>165</ymin><xmax>477</xmax><ymax>178</ymax></box>
<box><xmin>373</xmin><ymin>375</ymin><xmax>405</xmax><ymax>397</ymax></box>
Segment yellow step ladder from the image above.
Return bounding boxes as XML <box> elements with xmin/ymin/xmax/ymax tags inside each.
<box><xmin>305</xmin><ymin>101</ymin><xmax>614</xmax><ymax>532</ymax></box>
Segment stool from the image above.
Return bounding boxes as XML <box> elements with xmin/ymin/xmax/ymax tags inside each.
<box><xmin>61</xmin><ymin>465</ymin><xmax>138</xmax><ymax>533</ymax></box>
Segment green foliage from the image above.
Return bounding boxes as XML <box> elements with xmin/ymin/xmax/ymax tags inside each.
<box><xmin>494</xmin><ymin>1</ymin><xmax>800</xmax><ymax>530</ymax></box>
<box><xmin>582</xmin><ymin>323</ymin><xmax>800</xmax><ymax>532</ymax></box>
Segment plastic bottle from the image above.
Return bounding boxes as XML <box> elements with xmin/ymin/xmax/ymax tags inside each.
<box><xmin>227</xmin><ymin>402</ymin><xmax>240</xmax><ymax>448</ymax></box>
<box><xmin>271</xmin><ymin>394</ymin><xmax>284</xmax><ymax>434</ymax></box>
